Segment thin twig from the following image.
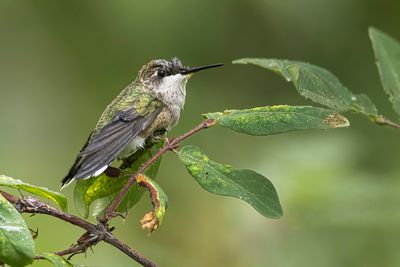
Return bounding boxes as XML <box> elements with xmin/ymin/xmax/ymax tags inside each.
<box><xmin>34</xmin><ymin>243</ymin><xmax>88</xmax><ymax>260</ymax></box>
<box><xmin>103</xmin><ymin>233</ymin><xmax>158</xmax><ymax>267</ymax></box>
<box><xmin>103</xmin><ymin>118</ymin><xmax>216</xmax><ymax>220</ymax></box>
<box><xmin>55</xmin><ymin>243</ymin><xmax>89</xmax><ymax>258</ymax></box>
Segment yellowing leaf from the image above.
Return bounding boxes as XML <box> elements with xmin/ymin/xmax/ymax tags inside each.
<box><xmin>205</xmin><ymin>105</ymin><xmax>349</xmax><ymax>136</ymax></box>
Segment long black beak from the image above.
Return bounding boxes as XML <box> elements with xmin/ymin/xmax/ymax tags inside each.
<box><xmin>179</xmin><ymin>63</ymin><xmax>224</xmax><ymax>75</ymax></box>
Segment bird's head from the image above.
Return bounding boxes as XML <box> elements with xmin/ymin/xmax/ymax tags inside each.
<box><xmin>136</xmin><ymin>58</ymin><xmax>223</xmax><ymax>98</ymax></box>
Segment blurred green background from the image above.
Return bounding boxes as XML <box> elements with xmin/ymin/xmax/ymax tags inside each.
<box><xmin>1</xmin><ymin>1</ymin><xmax>400</xmax><ymax>266</ymax></box>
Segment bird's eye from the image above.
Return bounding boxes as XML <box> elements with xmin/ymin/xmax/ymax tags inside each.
<box><xmin>157</xmin><ymin>69</ymin><xmax>166</xmax><ymax>78</ymax></box>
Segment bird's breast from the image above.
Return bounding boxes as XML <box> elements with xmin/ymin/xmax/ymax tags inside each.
<box><xmin>140</xmin><ymin>106</ymin><xmax>181</xmax><ymax>138</ymax></box>
<box><xmin>118</xmin><ymin>105</ymin><xmax>181</xmax><ymax>160</ymax></box>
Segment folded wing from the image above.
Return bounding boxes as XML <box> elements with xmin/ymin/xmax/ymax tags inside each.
<box><xmin>61</xmin><ymin>105</ymin><xmax>162</xmax><ymax>186</ymax></box>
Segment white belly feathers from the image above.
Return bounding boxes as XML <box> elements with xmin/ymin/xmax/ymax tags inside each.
<box><xmin>117</xmin><ymin>136</ymin><xmax>146</xmax><ymax>160</ymax></box>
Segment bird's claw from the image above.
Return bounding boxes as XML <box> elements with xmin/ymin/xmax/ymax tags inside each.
<box><xmin>150</xmin><ymin>128</ymin><xmax>168</xmax><ymax>143</ymax></box>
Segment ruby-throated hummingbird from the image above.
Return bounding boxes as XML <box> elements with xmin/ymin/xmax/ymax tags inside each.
<box><xmin>61</xmin><ymin>58</ymin><xmax>222</xmax><ymax>188</ymax></box>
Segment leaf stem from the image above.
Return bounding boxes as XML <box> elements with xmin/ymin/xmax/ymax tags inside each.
<box><xmin>373</xmin><ymin>115</ymin><xmax>400</xmax><ymax>129</ymax></box>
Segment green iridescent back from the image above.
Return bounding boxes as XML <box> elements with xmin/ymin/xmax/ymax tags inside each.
<box><xmin>93</xmin><ymin>83</ymin><xmax>161</xmax><ymax>135</ymax></box>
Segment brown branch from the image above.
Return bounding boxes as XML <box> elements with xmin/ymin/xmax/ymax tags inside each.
<box><xmin>0</xmin><ymin>191</ymin><xmax>158</xmax><ymax>267</ymax></box>
<box><xmin>103</xmin><ymin>118</ymin><xmax>216</xmax><ymax>220</ymax></box>
<box><xmin>103</xmin><ymin>233</ymin><xmax>158</xmax><ymax>267</ymax></box>
<box><xmin>1</xmin><ymin>191</ymin><xmax>96</xmax><ymax>232</ymax></box>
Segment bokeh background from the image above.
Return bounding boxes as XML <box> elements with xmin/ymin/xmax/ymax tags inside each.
<box><xmin>1</xmin><ymin>1</ymin><xmax>400</xmax><ymax>266</ymax></box>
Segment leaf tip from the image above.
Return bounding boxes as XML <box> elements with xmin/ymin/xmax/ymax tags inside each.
<box><xmin>232</xmin><ymin>58</ymin><xmax>247</xmax><ymax>64</ymax></box>
<box><xmin>272</xmin><ymin>211</ymin><xmax>284</xmax><ymax>219</ymax></box>
<box><xmin>368</xmin><ymin>26</ymin><xmax>384</xmax><ymax>44</ymax></box>
<box><xmin>324</xmin><ymin>113</ymin><xmax>350</xmax><ymax>128</ymax></box>
<box><xmin>368</xmin><ymin>26</ymin><xmax>377</xmax><ymax>36</ymax></box>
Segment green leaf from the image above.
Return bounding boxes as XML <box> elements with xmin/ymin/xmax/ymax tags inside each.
<box><xmin>204</xmin><ymin>105</ymin><xmax>349</xmax><ymax>136</ymax></box>
<box><xmin>0</xmin><ymin>194</ymin><xmax>35</xmax><ymax>266</ymax></box>
<box><xmin>179</xmin><ymin>145</ymin><xmax>282</xmax><ymax>219</ymax></box>
<box><xmin>369</xmin><ymin>27</ymin><xmax>400</xmax><ymax>116</ymax></box>
<box><xmin>74</xmin><ymin>177</ymin><xmax>97</xmax><ymax>218</ymax></box>
<box><xmin>233</xmin><ymin>58</ymin><xmax>378</xmax><ymax>116</ymax></box>
<box><xmin>90</xmin><ymin>196</ymin><xmax>113</xmax><ymax>218</ymax></box>
<box><xmin>39</xmin><ymin>252</ymin><xmax>73</xmax><ymax>267</ymax></box>
<box><xmin>74</xmin><ymin>141</ymin><xmax>164</xmax><ymax>218</ymax></box>
<box><xmin>0</xmin><ymin>175</ymin><xmax>67</xmax><ymax>212</ymax></box>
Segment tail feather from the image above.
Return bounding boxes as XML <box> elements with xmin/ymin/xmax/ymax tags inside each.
<box><xmin>61</xmin><ymin>155</ymin><xmax>83</xmax><ymax>188</ymax></box>
<box><xmin>61</xmin><ymin>133</ymin><xmax>92</xmax><ymax>189</ymax></box>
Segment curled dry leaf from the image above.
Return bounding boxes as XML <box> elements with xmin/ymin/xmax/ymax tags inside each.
<box><xmin>140</xmin><ymin>211</ymin><xmax>159</xmax><ymax>232</ymax></box>
<box><xmin>135</xmin><ymin>174</ymin><xmax>168</xmax><ymax>233</ymax></box>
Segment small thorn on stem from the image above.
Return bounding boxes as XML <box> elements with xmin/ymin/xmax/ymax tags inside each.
<box><xmin>17</xmin><ymin>189</ymin><xmax>25</xmax><ymax>198</ymax></box>
<box><xmin>166</xmin><ymin>138</ymin><xmax>180</xmax><ymax>151</ymax></box>
<box><xmin>29</xmin><ymin>227</ymin><xmax>39</xmax><ymax>239</ymax></box>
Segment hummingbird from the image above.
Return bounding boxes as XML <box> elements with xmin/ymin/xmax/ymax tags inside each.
<box><xmin>61</xmin><ymin>58</ymin><xmax>222</xmax><ymax>188</ymax></box>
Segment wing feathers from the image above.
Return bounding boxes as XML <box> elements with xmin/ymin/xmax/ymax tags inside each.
<box><xmin>61</xmin><ymin>105</ymin><xmax>162</xmax><ymax>186</ymax></box>
<box><xmin>73</xmin><ymin>123</ymin><xmax>135</xmax><ymax>178</ymax></box>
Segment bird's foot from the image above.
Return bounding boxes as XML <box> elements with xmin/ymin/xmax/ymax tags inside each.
<box><xmin>149</xmin><ymin>128</ymin><xmax>168</xmax><ymax>143</ymax></box>
<box><xmin>150</xmin><ymin>135</ymin><xmax>164</xmax><ymax>143</ymax></box>
<box><xmin>153</xmin><ymin>128</ymin><xmax>168</xmax><ymax>137</ymax></box>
